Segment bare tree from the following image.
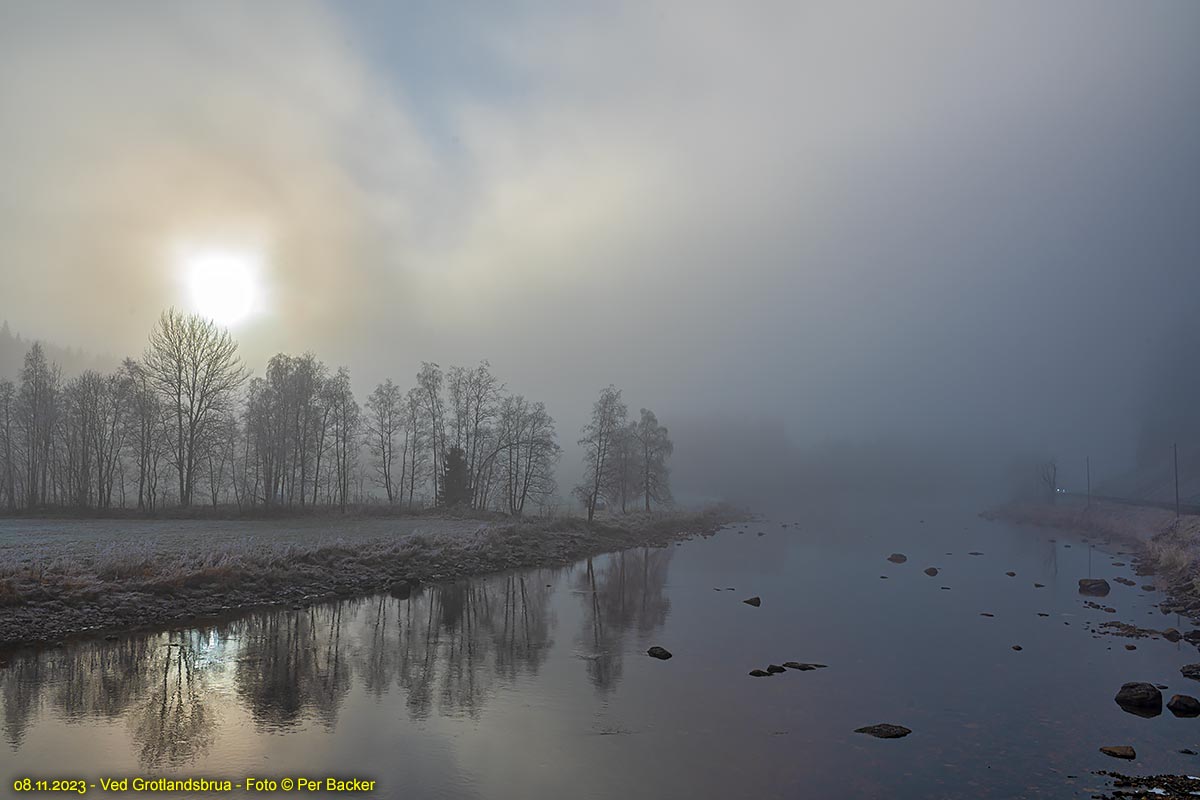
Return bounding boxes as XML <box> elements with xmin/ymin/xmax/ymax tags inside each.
<box><xmin>1040</xmin><ymin>458</ymin><xmax>1058</xmax><ymax>503</ymax></box>
<box><xmin>16</xmin><ymin>342</ymin><xmax>60</xmax><ymax>507</ymax></box>
<box><xmin>500</xmin><ymin>395</ymin><xmax>560</xmax><ymax>516</ymax></box>
<box><xmin>575</xmin><ymin>385</ymin><xmax>627</xmax><ymax>522</ymax></box>
<box><xmin>417</xmin><ymin>362</ymin><xmax>446</xmax><ymax>502</ymax></box>
<box><xmin>142</xmin><ymin>309</ymin><xmax>247</xmax><ymax>507</ymax></box>
<box><xmin>365</xmin><ymin>379</ymin><xmax>403</xmax><ymax>503</ymax></box>
<box><xmin>633</xmin><ymin>408</ymin><xmax>673</xmax><ymax>511</ymax></box>
<box><xmin>0</xmin><ymin>379</ymin><xmax>16</xmax><ymax>511</ymax></box>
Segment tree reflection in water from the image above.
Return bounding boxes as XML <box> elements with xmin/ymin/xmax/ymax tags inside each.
<box><xmin>576</xmin><ymin>546</ymin><xmax>673</xmax><ymax>692</ymax></box>
<box><xmin>0</xmin><ymin>552</ymin><xmax>666</xmax><ymax>767</ymax></box>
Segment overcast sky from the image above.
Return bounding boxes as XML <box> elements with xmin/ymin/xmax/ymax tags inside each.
<box><xmin>1</xmin><ymin>1</ymin><xmax>1198</xmax><ymax>488</ymax></box>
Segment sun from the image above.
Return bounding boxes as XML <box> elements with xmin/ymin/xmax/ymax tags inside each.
<box><xmin>184</xmin><ymin>250</ymin><xmax>262</xmax><ymax>327</ymax></box>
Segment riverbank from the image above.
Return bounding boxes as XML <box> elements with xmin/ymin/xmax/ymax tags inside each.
<box><xmin>984</xmin><ymin>498</ymin><xmax>1200</xmax><ymax>622</ymax></box>
<box><xmin>0</xmin><ymin>506</ymin><xmax>748</xmax><ymax>648</ymax></box>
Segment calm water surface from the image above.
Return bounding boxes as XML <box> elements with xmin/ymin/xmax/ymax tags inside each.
<box><xmin>3</xmin><ymin>500</ymin><xmax>1198</xmax><ymax>798</ymax></box>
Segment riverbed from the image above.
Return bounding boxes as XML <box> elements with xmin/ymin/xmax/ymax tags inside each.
<box><xmin>2</xmin><ymin>499</ymin><xmax>1198</xmax><ymax>798</ymax></box>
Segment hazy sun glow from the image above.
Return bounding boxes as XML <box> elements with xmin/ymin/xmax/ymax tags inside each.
<box><xmin>184</xmin><ymin>250</ymin><xmax>262</xmax><ymax>327</ymax></box>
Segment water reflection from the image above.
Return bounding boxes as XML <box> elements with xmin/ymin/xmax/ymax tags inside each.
<box><xmin>576</xmin><ymin>547</ymin><xmax>673</xmax><ymax>692</ymax></box>
<box><xmin>0</xmin><ymin>555</ymin><xmax>668</xmax><ymax>767</ymax></box>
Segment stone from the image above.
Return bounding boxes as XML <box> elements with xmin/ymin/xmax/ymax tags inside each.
<box><xmin>1114</xmin><ymin>682</ymin><xmax>1163</xmax><ymax>716</ymax></box>
<box><xmin>1168</xmin><ymin>694</ymin><xmax>1200</xmax><ymax>717</ymax></box>
<box><xmin>743</xmin><ymin>596</ymin><xmax>762</xmax><ymax>607</ymax></box>
<box><xmin>924</xmin><ymin>567</ymin><xmax>938</xmax><ymax>576</ymax></box>
<box><xmin>766</xmin><ymin>664</ymin><xmax>786</xmax><ymax>674</ymax></box>
<box><xmin>749</xmin><ymin>669</ymin><xmax>771</xmax><ymax>677</ymax></box>
<box><xmin>782</xmin><ymin>662</ymin><xmax>827</xmax><ymax>671</ymax></box>
<box><xmin>1078</xmin><ymin>579</ymin><xmax>1111</xmax><ymax>596</ymax></box>
<box><xmin>1183</xmin><ymin>664</ymin><xmax>1200</xmax><ymax>681</ymax></box>
<box><xmin>854</xmin><ymin>724</ymin><xmax>911</xmax><ymax>739</ymax></box>
<box><xmin>1006</xmin><ymin>571</ymin><xmax>1016</xmax><ymax>577</ymax></box>
<box><xmin>887</xmin><ymin>553</ymin><xmax>907</xmax><ymax>564</ymax></box>
<box><xmin>1099</xmin><ymin>746</ymin><xmax>1136</xmax><ymax>760</ymax></box>
<box><xmin>1164</xmin><ymin>628</ymin><xmax>1182</xmax><ymax>642</ymax></box>
<box><xmin>647</xmin><ymin>646</ymin><xmax>672</xmax><ymax>660</ymax></box>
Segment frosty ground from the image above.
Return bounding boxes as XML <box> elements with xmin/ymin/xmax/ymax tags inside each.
<box><xmin>0</xmin><ymin>508</ymin><xmax>743</xmax><ymax>647</ymax></box>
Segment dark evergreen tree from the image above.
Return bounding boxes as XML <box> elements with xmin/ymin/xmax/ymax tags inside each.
<box><xmin>438</xmin><ymin>446</ymin><xmax>473</xmax><ymax>508</ymax></box>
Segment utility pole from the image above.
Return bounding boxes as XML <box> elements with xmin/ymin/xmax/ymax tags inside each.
<box><xmin>1175</xmin><ymin>443</ymin><xmax>1181</xmax><ymax>519</ymax></box>
<box><xmin>1086</xmin><ymin>456</ymin><xmax>1091</xmax><ymax>509</ymax></box>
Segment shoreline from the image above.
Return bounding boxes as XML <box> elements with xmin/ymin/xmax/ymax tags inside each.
<box><xmin>0</xmin><ymin>506</ymin><xmax>749</xmax><ymax>649</ymax></box>
<box><xmin>983</xmin><ymin>498</ymin><xmax>1200</xmax><ymax>625</ymax></box>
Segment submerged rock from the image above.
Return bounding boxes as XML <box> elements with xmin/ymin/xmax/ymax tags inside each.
<box><xmin>1168</xmin><ymin>694</ymin><xmax>1200</xmax><ymax>717</ymax></box>
<box><xmin>1099</xmin><ymin>745</ymin><xmax>1136</xmax><ymax>760</ymax></box>
<box><xmin>647</xmin><ymin>646</ymin><xmax>672</xmax><ymax>660</ymax></box>
<box><xmin>887</xmin><ymin>553</ymin><xmax>907</xmax><ymax>564</ymax></box>
<box><xmin>1114</xmin><ymin>682</ymin><xmax>1162</xmax><ymax>716</ymax></box>
<box><xmin>1079</xmin><ymin>578</ymin><xmax>1111</xmax><ymax>596</ymax></box>
<box><xmin>854</xmin><ymin>723</ymin><xmax>911</xmax><ymax>739</ymax></box>
<box><xmin>743</xmin><ymin>596</ymin><xmax>762</xmax><ymax>607</ymax></box>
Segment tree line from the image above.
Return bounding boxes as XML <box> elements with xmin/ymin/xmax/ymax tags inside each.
<box><xmin>0</xmin><ymin>309</ymin><xmax>672</xmax><ymax>517</ymax></box>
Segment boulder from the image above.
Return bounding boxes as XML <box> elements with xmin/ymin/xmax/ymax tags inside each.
<box><xmin>647</xmin><ymin>646</ymin><xmax>672</xmax><ymax>660</ymax></box>
<box><xmin>1115</xmin><ymin>682</ymin><xmax>1163</xmax><ymax>716</ymax></box>
<box><xmin>1079</xmin><ymin>579</ymin><xmax>1111</xmax><ymax>596</ymax></box>
<box><xmin>1099</xmin><ymin>746</ymin><xmax>1136</xmax><ymax>760</ymax></box>
<box><xmin>854</xmin><ymin>724</ymin><xmax>911</xmax><ymax>739</ymax></box>
<box><xmin>743</xmin><ymin>596</ymin><xmax>762</xmax><ymax>607</ymax></box>
<box><xmin>1164</xmin><ymin>628</ymin><xmax>1182</xmax><ymax>642</ymax></box>
<box><xmin>1182</xmin><ymin>664</ymin><xmax>1200</xmax><ymax>681</ymax></box>
<box><xmin>1168</xmin><ymin>694</ymin><xmax>1200</xmax><ymax>717</ymax></box>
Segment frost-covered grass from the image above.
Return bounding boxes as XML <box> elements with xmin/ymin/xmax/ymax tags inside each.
<box><xmin>0</xmin><ymin>508</ymin><xmax>743</xmax><ymax>643</ymax></box>
<box><xmin>0</xmin><ymin>516</ymin><xmax>486</xmax><ymax>607</ymax></box>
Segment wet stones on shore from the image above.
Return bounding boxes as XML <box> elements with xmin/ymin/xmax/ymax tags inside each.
<box><xmin>647</xmin><ymin>646</ymin><xmax>672</xmax><ymax>660</ymax></box>
<box><xmin>855</xmin><ymin>724</ymin><xmax>912</xmax><ymax>739</ymax></box>
<box><xmin>1079</xmin><ymin>579</ymin><xmax>1112</xmax><ymax>596</ymax></box>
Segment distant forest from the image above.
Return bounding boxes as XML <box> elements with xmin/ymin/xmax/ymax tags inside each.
<box><xmin>0</xmin><ymin>310</ymin><xmax>672</xmax><ymax>517</ymax></box>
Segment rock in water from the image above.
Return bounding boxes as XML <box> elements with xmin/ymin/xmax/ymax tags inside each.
<box><xmin>783</xmin><ymin>662</ymin><xmax>828</xmax><ymax>671</ymax></box>
<box><xmin>766</xmin><ymin>664</ymin><xmax>786</xmax><ymax>674</ymax></box>
<box><xmin>1164</xmin><ymin>628</ymin><xmax>1182</xmax><ymax>642</ymax></box>
<box><xmin>743</xmin><ymin>596</ymin><xmax>762</xmax><ymax>607</ymax></box>
<box><xmin>647</xmin><ymin>646</ymin><xmax>672</xmax><ymax>660</ymax></box>
<box><xmin>1168</xmin><ymin>694</ymin><xmax>1200</xmax><ymax>717</ymax></box>
<box><xmin>924</xmin><ymin>567</ymin><xmax>938</xmax><ymax>576</ymax></box>
<box><xmin>887</xmin><ymin>553</ymin><xmax>907</xmax><ymax>564</ymax></box>
<box><xmin>855</xmin><ymin>724</ymin><xmax>912</xmax><ymax>739</ymax></box>
<box><xmin>749</xmin><ymin>669</ymin><xmax>771</xmax><ymax>677</ymax></box>
<box><xmin>1099</xmin><ymin>745</ymin><xmax>1136</xmax><ymax>760</ymax></box>
<box><xmin>1078</xmin><ymin>578</ymin><xmax>1111</xmax><ymax>596</ymax></box>
<box><xmin>1114</xmin><ymin>682</ymin><xmax>1163</xmax><ymax>716</ymax></box>
<box><xmin>1183</xmin><ymin>664</ymin><xmax>1200</xmax><ymax>681</ymax></box>
<box><xmin>1006</xmin><ymin>571</ymin><xmax>1016</xmax><ymax>577</ymax></box>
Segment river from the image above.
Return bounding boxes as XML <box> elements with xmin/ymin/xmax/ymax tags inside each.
<box><xmin>2</xmin><ymin>499</ymin><xmax>1197</xmax><ymax>798</ymax></box>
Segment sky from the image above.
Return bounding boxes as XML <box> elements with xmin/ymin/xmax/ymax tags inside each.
<box><xmin>1</xmin><ymin>1</ymin><xmax>1198</xmax><ymax>495</ymax></box>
